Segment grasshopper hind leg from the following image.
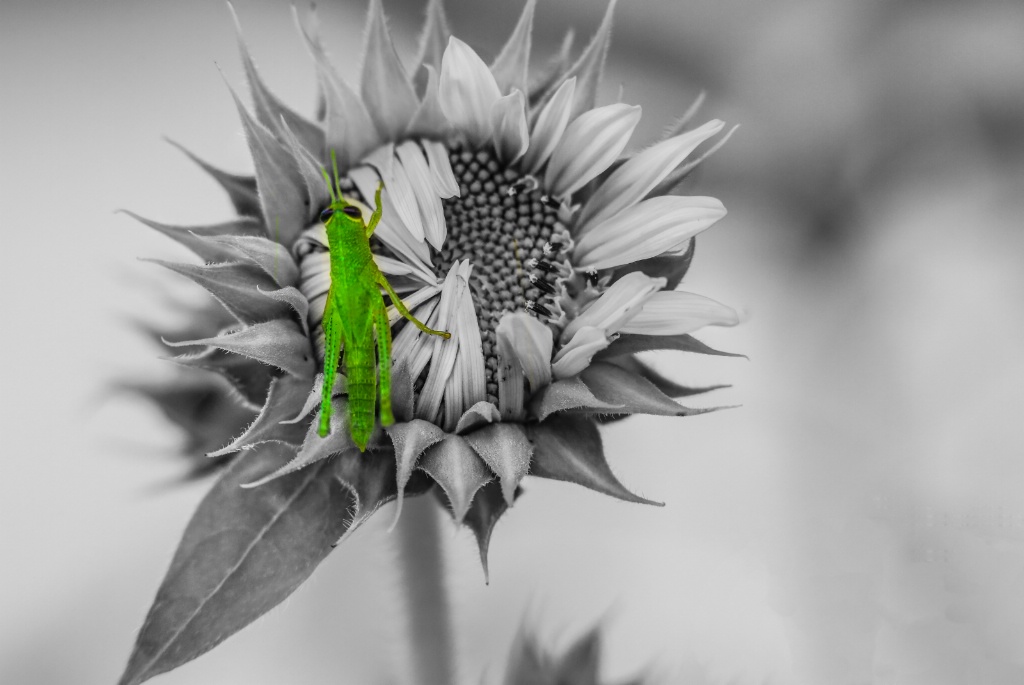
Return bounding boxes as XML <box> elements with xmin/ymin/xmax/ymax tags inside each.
<box><xmin>374</xmin><ymin>301</ymin><xmax>395</xmax><ymax>426</ymax></box>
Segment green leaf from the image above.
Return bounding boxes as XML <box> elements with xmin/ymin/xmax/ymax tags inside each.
<box><xmin>529</xmin><ymin>376</ymin><xmax>622</xmax><ymax>421</ymax></box>
<box><xmin>595</xmin><ymin>332</ymin><xmax>746</xmax><ymax>360</ymax></box>
<box><xmin>579</xmin><ymin>362</ymin><xmax>721</xmax><ymax>417</ymax></box>
<box><xmin>207</xmin><ymin>373</ymin><xmax>312</xmax><ymax>457</ymax></box>
<box><xmin>117</xmin><ymin>442</ymin><xmax>354</xmax><ymax>685</ymax></box>
<box><xmin>146</xmin><ymin>259</ymin><xmax>290</xmax><ymax>325</ymax></box>
<box><xmin>526</xmin><ymin>415</ymin><xmax>661</xmax><ymax>505</ymax></box>
<box><xmin>164</xmin><ymin>319</ymin><xmax>315</xmax><ymax>379</ymax></box>
<box><xmin>464</xmin><ymin>480</ymin><xmax>519</xmax><ymax>583</ymax></box>
<box><xmin>164</xmin><ymin>138</ymin><xmax>261</xmax><ymax>218</ymax></box>
<box><xmin>419</xmin><ymin>434</ymin><xmax>492</xmax><ymax>522</ymax></box>
<box><xmin>463</xmin><ymin>423</ymin><xmax>532</xmax><ymax>506</ymax></box>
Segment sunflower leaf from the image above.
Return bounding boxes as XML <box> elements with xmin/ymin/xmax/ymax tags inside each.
<box><xmin>595</xmin><ymin>332</ymin><xmax>746</xmax><ymax>360</ymax></box>
<box><xmin>163</xmin><ymin>319</ymin><xmax>315</xmax><ymax>379</ymax></box>
<box><xmin>529</xmin><ymin>376</ymin><xmax>623</xmax><ymax>421</ymax></box>
<box><xmin>117</xmin><ymin>442</ymin><xmax>354</xmax><ymax>685</ymax></box>
<box><xmin>145</xmin><ymin>260</ymin><xmax>290</xmax><ymax>325</ymax></box>
<box><xmin>164</xmin><ymin>138</ymin><xmax>261</xmax><ymax>218</ymax></box>
<box><xmin>463</xmin><ymin>423</ymin><xmax>532</xmax><ymax>506</ymax></box>
<box><xmin>463</xmin><ymin>480</ymin><xmax>520</xmax><ymax>583</ymax></box>
<box><xmin>526</xmin><ymin>415</ymin><xmax>661</xmax><ymax>505</ymax></box>
<box><xmin>419</xmin><ymin>434</ymin><xmax>492</xmax><ymax>523</ymax></box>
<box><xmin>579</xmin><ymin>362</ymin><xmax>723</xmax><ymax>417</ymax></box>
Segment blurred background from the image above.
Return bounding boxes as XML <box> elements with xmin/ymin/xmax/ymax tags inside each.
<box><xmin>2</xmin><ymin>0</ymin><xmax>1022</xmax><ymax>683</ymax></box>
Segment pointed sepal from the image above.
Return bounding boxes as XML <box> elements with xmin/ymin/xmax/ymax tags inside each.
<box><xmin>361</xmin><ymin>0</ymin><xmax>419</xmax><ymax>140</ymax></box>
<box><xmin>463</xmin><ymin>479</ymin><xmax>520</xmax><ymax>583</ymax></box>
<box><xmin>164</xmin><ymin>138</ymin><xmax>261</xmax><ymax>218</ymax></box>
<box><xmin>526</xmin><ymin>415</ymin><xmax>661</xmax><ymax>505</ymax></box>
<box><xmin>579</xmin><ymin>362</ymin><xmax>727</xmax><ymax>417</ymax></box>
<box><xmin>207</xmin><ymin>373</ymin><xmax>312</xmax><ymax>457</ymax></box>
<box><xmin>563</xmin><ymin>0</ymin><xmax>617</xmax><ymax>117</ymax></box>
<box><xmin>200</xmin><ymin>234</ymin><xmax>299</xmax><ymax>287</ymax></box>
<box><xmin>144</xmin><ymin>259</ymin><xmax>289</xmax><ymax>325</ymax></box>
<box><xmin>163</xmin><ymin>319</ymin><xmax>315</xmax><ymax>379</ymax></box>
<box><xmin>418</xmin><ymin>434</ymin><xmax>492</xmax><ymax>523</ymax></box>
<box><xmin>595</xmin><ymin>332</ymin><xmax>747</xmax><ymax>360</ymax></box>
<box><xmin>529</xmin><ymin>375</ymin><xmax>623</xmax><ymax>421</ymax></box>
<box><xmin>491</xmin><ymin>0</ymin><xmax>536</xmax><ymax>96</ymax></box>
<box><xmin>385</xmin><ymin>419</ymin><xmax>447</xmax><ymax>529</ymax></box>
<box><xmin>463</xmin><ymin>423</ymin><xmax>532</xmax><ymax>506</ymax></box>
<box><xmin>120</xmin><ymin>210</ymin><xmax>263</xmax><ymax>263</ymax></box>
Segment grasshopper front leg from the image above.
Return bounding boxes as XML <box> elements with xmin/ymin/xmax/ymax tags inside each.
<box><xmin>365</xmin><ymin>181</ymin><xmax>384</xmax><ymax>238</ymax></box>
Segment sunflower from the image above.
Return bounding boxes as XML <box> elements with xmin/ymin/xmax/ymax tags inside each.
<box><xmin>119</xmin><ymin>1</ymin><xmax>739</xmax><ymax>683</ymax></box>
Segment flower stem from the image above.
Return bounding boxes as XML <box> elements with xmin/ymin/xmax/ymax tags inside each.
<box><xmin>395</xmin><ymin>494</ymin><xmax>456</xmax><ymax>685</ymax></box>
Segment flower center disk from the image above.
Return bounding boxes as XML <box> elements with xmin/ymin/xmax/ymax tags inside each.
<box><xmin>435</xmin><ymin>147</ymin><xmax>569</xmax><ymax>404</ymax></box>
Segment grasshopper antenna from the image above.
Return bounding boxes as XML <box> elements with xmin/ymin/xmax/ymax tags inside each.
<box><xmin>330</xmin><ymin>149</ymin><xmax>343</xmax><ymax>202</ymax></box>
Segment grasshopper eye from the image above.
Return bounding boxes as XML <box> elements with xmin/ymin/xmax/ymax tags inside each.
<box><xmin>341</xmin><ymin>206</ymin><xmax>361</xmax><ymax>218</ymax></box>
<box><xmin>319</xmin><ymin>208</ymin><xmax>334</xmax><ymax>223</ymax></box>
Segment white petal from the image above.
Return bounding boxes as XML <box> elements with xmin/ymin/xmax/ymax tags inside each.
<box><xmin>395</xmin><ymin>141</ymin><xmax>448</xmax><ymax>249</ymax></box>
<box><xmin>618</xmin><ymin>290</ymin><xmax>739</xmax><ymax>335</ymax></box>
<box><xmin>385</xmin><ymin>284</ymin><xmax>443</xmax><ymax>326</ymax></box>
<box><xmin>560</xmin><ymin>271</ymin><xmax>665</xmax><ymax>343</ymax></box>
<box><xmin>551</xmin><ymin>326</ymin><xmax>609</xmax><ymax>379</ymax></box>
<box><xmin>495</xmin><ymin>312</ymin><xmax>553</xmax><ymax>392</ymax></box>
<box><xmin>573</xmin><ymin>195</ymin><xmax>726</xmax><ymax>270</ymax></box>
<box><xmin>364</xmin><ymin>144</ymin><xmax>425</xmax><ymax>242</ymax></box>
<box><xmin>444</xmin><ymin>269</ymin><xmax>486</xmax><ymax>428</ymax></box>
<box><xmin>544</xmin><ymin>103</ymin><xmax>642</xmax><ymax>198</ymax></box>
<box><xmin>490</xmin><ymin>89</ymin><xmax>530</xmax><ymax>165</ymax></box>
<box><xmin>349</xmin><ymin>165</ymin><xmax>432</xmax><ymax>268</ymax></box>
<box><xmin>578</xmin><ymin>119</ymin><xmax>725</xmax><ymax>232</ymax></box>
<box><xmin>438</xmin><ymin>37</ymin><xmax>503</xmax><ymax>147</ymax></box>
<box><xmin>521</xmin><ymin>77</ymin><xmax>575</xmax><ymax>174</ymax></box>
<box><xmin>392</xmin><ymin>297</ymin><xmax>441</xmax><ymax>379</ymax></box>
<box><xmin>374</xmin><ymin>254</ymin><xmax>437</xmax><ymax>289</ymax></box>
<box><xmin>423</xmin><ymin>139</ymin><xmax>460</xmax><ymax>198</ymax></box>
<box><xmin>416</xmin><ymin>262</ymin><xmax>466</xmax><ymax>424</ymax></box>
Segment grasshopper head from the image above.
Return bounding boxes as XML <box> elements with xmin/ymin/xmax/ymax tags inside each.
<box><xmin>320</xmin><ymin>151</ymin><xmax>368</xmax><ymax>242</ymax></box>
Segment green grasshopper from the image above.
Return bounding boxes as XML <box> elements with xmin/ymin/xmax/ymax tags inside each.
<box><xmin>317</xmin><ymin>153</ymin><xmax>450</xmax><ymax>451</ymax></box>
